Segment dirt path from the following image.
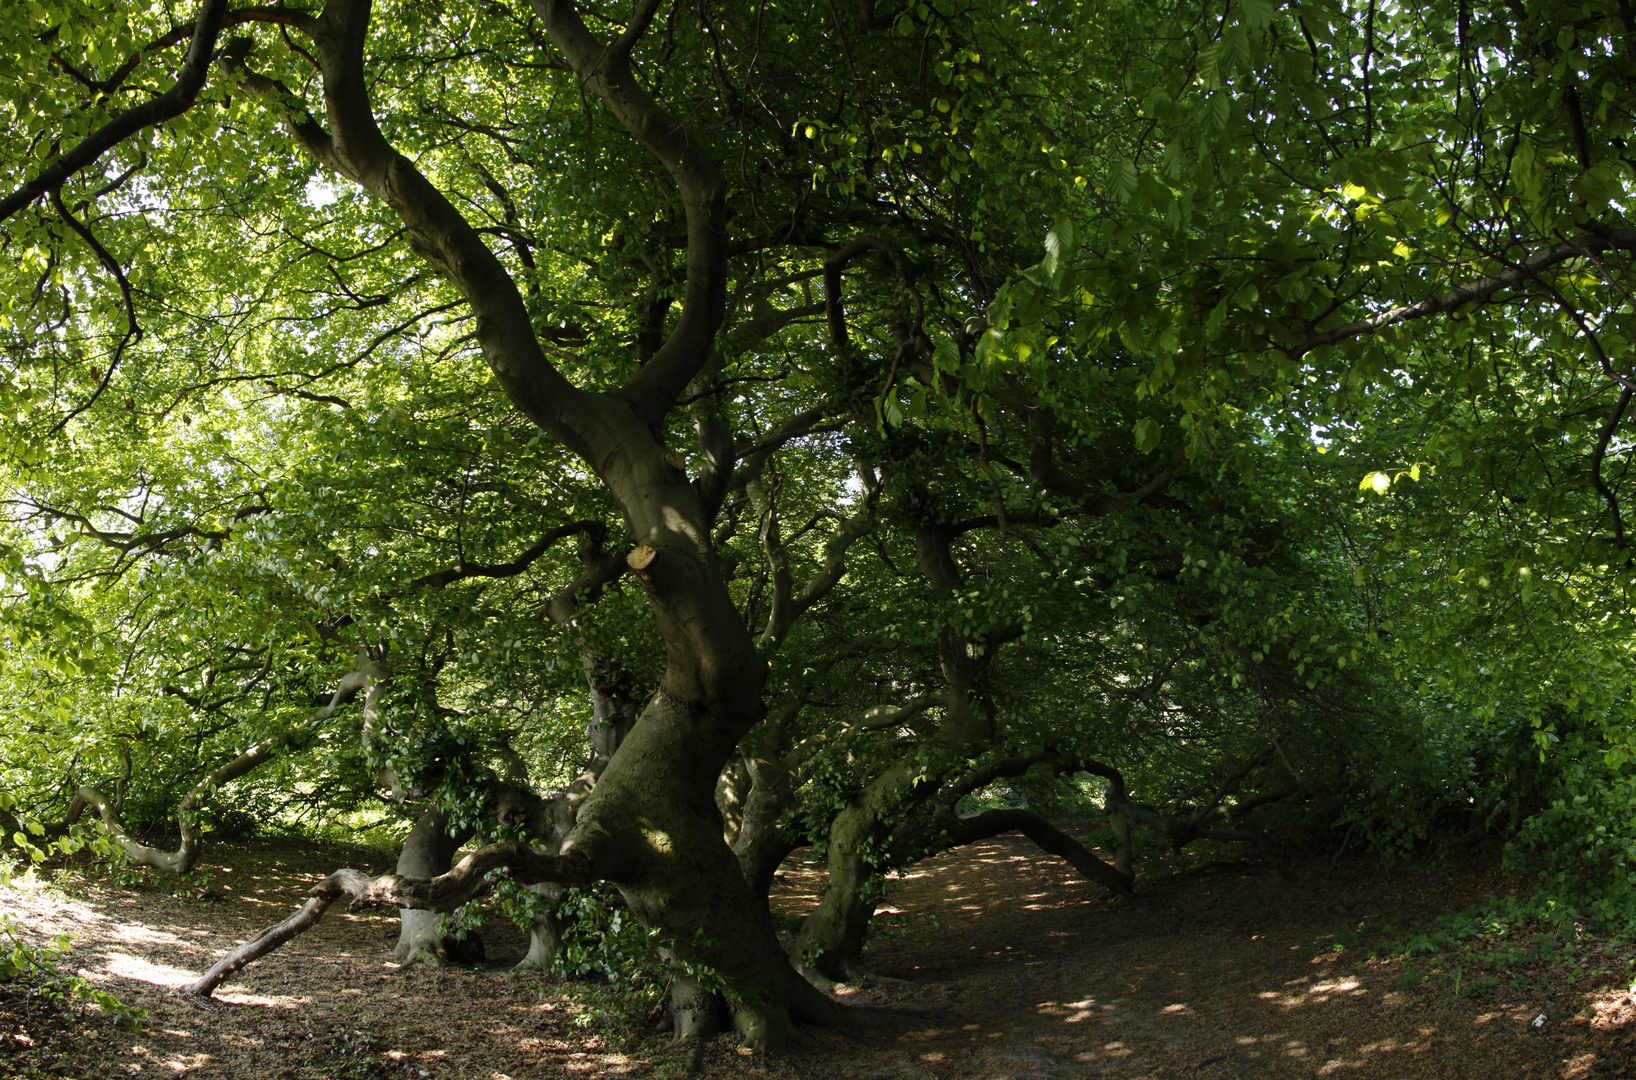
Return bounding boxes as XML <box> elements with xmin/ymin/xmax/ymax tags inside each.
<box><xmin>1</xmin><ymin>836</ymin><xmax>1631</xmax><ymax>1079</ymax></box>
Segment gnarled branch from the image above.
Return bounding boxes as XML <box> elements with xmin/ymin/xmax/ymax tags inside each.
<box><xmin>185</xmin><ymin>843</ymin><xmax>597</xmax><ymax>997</ymax></box>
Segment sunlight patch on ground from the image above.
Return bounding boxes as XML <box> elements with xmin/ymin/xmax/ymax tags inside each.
<box><xmin>1255</xmin><ymin>975</ymin><xmax>1368</xmax><ymax>1008</ymax></box>
<box><xmin>210</xmin><ymin>986</ymin><xmax>308</xmax><ymax>1009</ymax></box>
<box><xmin>102</xmin><ymin>951</ymin><xmax>203</xmax><ymax>988</ymax></box>
<box><xmin>1563</xmin><ymin>1052</ymin><xmax>1598</xmax><ymax>1078</ymax></box>
<box><xmin>164</xmin><ymin>1053</ymin><xmax>211</xmax><ymax>1072</ymax></box>
<box><xmin>1038</xmin><ymin>996</ymin><xmax>1116</xmax><ymax>1023</ymax></box>
<box><xmin>1315</xmin><ymin>1058</ymin><xmax>1366</xmax><ymax>1074</ymax></box>
<box><xmin>112</xmin><ymin>923</ymin><xmax>195</xmax><ymax>947</ymax></box>
<box><xmin>2</xmin><ymin>884</ymin><xmax>118</xmax><ymax>938</ymax></box>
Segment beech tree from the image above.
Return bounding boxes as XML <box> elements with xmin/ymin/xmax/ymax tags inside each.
<box><xmin>2</xmin><ymin>0</ymin><xmax>1635</xmax><ymax>1050</ymax></box>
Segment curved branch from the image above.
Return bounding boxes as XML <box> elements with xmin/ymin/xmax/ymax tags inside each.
<box><xmin>1028</xmin><ymin>407</ymin><xmax>1185</xmax><ymax>512</ymax></box>
<box><xmin>728</xmin><ymin>407</ymin><xmax>842</xmax><ymax>494</ymax></box>
<box><xmin>849</xmin><ymin>694</ymin><xmax>940</xmax><ymax>733</ymax></box>
<box><xmin>1287</xmin><ymin>229</ymin><xmax>1636</xmax><ymax>358</ymax></box>
<box><xmin>298</xmin><ymin>0</ymin><xmax>596</xmax><ymax>452</ymax></box>
<box><xmin>0</xmin><ymin>0</ymin><xmax>234</xmax><ymax>225</ymax></box>
<box><xmin>185</xmin><ymin>843</ymin><xmax>597</xmax><ymax>997</ymax></box>
<box><xmin>1590</xmin><ymin>387</ymin><xmax>1633</xmax><ymax>547</ymax></box>
<box><xmin>184</xmin><ymin>872</ymin><xmax>363</xmax><ymax>997</ymax></box>
<box><xmin>45</xmin><ymin>193</ymin><xmax>141</xmax><ymax>435</ymax></box>
<box><xmin>943</xmin><ymin>808</ymin><xmax>1133</xmax><ymax>896</ymax></box>
<box><xmin>544</xmin><ymin>524</ymin><xmax>627</xmax><ymax>627</ymax></box>
<box><xmin>823</xmin><ymin>238</ymin><xmax>923</xmax><ymax>354</ymax></box>
<box><xmin>57</xmin><ymin>663</ymin><xmax>384</xmax><ymax>875</ymax></box>
<box><xmin>531</xmin><ymin>0</ymin><xmax>729</xmax><ymax>427</ymax></box>
<box><xmin>409</xmin><ymin>520</ymin><xmax>603</xmax><ymax>590</ymax></box>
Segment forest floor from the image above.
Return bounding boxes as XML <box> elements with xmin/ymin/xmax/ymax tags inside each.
<box><xmin>1</xmin><ymin>830</ymin><xmax>1633</xmax><ymax>1080</ymax></box>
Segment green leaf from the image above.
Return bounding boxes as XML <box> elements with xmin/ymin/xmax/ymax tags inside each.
<box><xmin>1133</xmin><ymin>417</ymin><xmax>1162</xmax><ymax>453</ymax></box>
<box><xmin>1109</xmin><ymin>158</ymin><xmax>1138</xmax><ymax>203</ymax></box>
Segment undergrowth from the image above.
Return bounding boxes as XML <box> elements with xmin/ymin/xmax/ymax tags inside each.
<box><xmin>0</xmin><ymin>913</ymin><xmax>146</xmax><ymax>1079</ymax></box>
<box><xmin>1299</xmin><ymin>890</ymin><xmax>1636</xmax><ymax>1020</ymax></box>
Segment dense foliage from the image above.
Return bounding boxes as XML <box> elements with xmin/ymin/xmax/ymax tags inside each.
<box><xmin>1</xmin><ymin>0</ymin><xmax>1634</xmax><ymax>1043</ymax></box>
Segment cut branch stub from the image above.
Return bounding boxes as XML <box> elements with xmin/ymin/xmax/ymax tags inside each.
<box><xmin>627</xmin><ymin>544</ymin><xmax>658</xmax><ymax>585</ymax></box>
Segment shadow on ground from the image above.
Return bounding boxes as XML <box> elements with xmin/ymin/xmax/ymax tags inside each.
<box><xmin>1</xmin><ymin>833</ymin><xmax>1630</xmax><ymax>1078</ymax></box>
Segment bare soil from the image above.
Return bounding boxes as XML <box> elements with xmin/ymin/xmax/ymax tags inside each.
<box><xmin>1</xmin><ymin>833</ymin><xmax>1632</xmax><ymax>1079</ymax></box>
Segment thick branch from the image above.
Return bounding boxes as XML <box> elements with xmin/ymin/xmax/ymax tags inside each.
<box><xmin>307</xmin><ymin>0</ymin><xmax>597</xmax><ymax>453</ymax></box>
<box><xmin>544</xmin><ymin>524</ymin><xmax>627</xmax><ymax>628</ymax></box>
<box><xmin>352</xmin><ymin>842</ymin><xmax>598</xmax><ymax>910</ymax></box>
<box><xmin>531</xmin><ymin>0</ymin><xmax>729</xmax><ymax>427</ymax></box>
<box><xmin>850</xmin><ymin>694</ymin><xmax>940</xmax><ymax>733</ymax></box>
<box><xmin>945</xmin><ymin>808</ymin><xmax>1133</xmax><ymax>896</ymax></box>
<box><xmin>1288</xmin><ymin>229</ymin><xmax>1636</xmax><ymax>357</ymax></box>
<box><xmin>823</xmin><ymin>238</ymin><xmax>922</xmax><ymax>354</ymax></box>
<box><xmin>728</xmin><ymin>407</ymin><xmax>841</xmax><ymax>493</ymax></box>
<box><xmin>186</xmin><ymin>842</ymin><xmax>595</xmax><ymax>997</ymax></box>
<box><xmin>185</xmin><ymin>875</ymin><xmax>363</xmax><ymax>997</ymax></box>
<box><xmin>1029</xmin><ymin>408</ymin><xmax>1185</xmax><ymax>512</ymax></box>
<box><xmin>0</xmin><ymin>0</ymin><xmax>234</xmax><ymax>224</ymax></box>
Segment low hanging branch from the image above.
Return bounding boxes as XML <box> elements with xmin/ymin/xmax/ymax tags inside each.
<box><xmin>48</xmin><ymin>663</ymin><xmax>384</xmax><ymax>875</ymax></box>
<box><xmin>185</xmin><ymin>841</ymin><xmax>596</xmax><ymax>997</ymax></box>
<box><xmin>874</xmin><ymin>750</ymin><xmax>1136</xmax><ymax>900</ymax></box>
<box><xmin>941</xmin><ymin>807</ymin><xmax>1135</xmax><ymax>897</ymax></box>
<box><xmin>1079</xmin><ymin>756</ymin><xmax>1292</xmax><ymax>872</ymax></box>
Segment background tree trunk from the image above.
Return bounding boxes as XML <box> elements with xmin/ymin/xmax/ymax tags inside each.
<box><xmin>393</xmin><ymin>810</ymin><xmax>472</xmax><ymax>966</ymax></box>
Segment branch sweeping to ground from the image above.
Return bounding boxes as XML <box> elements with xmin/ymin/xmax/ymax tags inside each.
<box><xmin>34</xmin><ymin>663</ymin><xmax>384</xmax><ymax>875</ymax></box>
<box><xmin>185</xmin><ymin>843</ymin><xmax>597</xmax><ymax>997</ymax></box>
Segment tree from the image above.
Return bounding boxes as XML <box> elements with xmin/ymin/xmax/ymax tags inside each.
<box><xmin>2</xmin><ymin>0</ymin><xmax>1634</xmax><ymax>1052</ymax></box>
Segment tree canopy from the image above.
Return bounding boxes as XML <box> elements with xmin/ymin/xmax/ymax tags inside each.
<box><xmin>2</xmin><ymin>0</ymin><xmax>1635</xmax><ymax>1049</ymax></box>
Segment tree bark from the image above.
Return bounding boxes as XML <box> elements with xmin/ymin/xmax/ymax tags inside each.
<box><xmin>392</xmin><ymin>810</ymin><xmax>473</xmax><ymax>966</ymax></box>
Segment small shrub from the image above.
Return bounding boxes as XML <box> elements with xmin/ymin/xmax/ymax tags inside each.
<box><xmin>0</xmin><ymin>915</ymin><xmax>145</xmax><ymax>1031</ymax></box>
<box><xmin>0</xmin><ymin>912</ymin><xmax>146</xmax><ymax>1076</ymax></box>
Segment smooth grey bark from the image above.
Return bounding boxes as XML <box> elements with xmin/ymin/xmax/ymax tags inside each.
<box><xmin>393</xmin><ymin>810</ymin><xmax>473</xmax><ymax>966</ymax></box>
<box><xmin>511</xmin><ymin>672</ymin><xmax>636</xmax><ymax>974</ymax></box>
<box><xmin>514</xmin><ymin>881</ymin><xmax>565</xmax><ymax>973</ymax></box>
